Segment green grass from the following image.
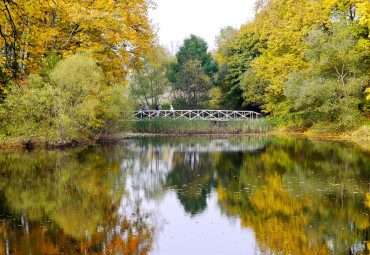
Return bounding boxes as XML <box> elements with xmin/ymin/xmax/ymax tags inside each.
<box><xmin>132</xmin><ymin>118</ymin><xmax>271</xmax><ymax>134</ymax></box>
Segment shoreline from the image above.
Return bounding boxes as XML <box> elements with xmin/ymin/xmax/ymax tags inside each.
<box><xmin>1</xmin><ymin>129</ymin><xmax>368</xmax><ymax>151</ymax></box>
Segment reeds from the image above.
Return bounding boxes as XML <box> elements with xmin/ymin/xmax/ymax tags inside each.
<box><xmin>132</xmin><ymin>118</ymin><xmax>271</xmax><ymax>134</ymax></box>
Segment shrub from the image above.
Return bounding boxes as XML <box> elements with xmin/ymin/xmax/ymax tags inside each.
<box><xmin>0</xmin><ymin>54</ymin><xmax>132</xmax><ymax>145</ymax></box>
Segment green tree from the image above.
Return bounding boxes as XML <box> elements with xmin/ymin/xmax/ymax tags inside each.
<box><xmin>176</xmin><ymin>35</ymin><xmax>218</xmax><ymax>78</ymax></box>
<box><xmin>284</xmin><ymin>21</ymin><xmax>369</xmax><ymax>127</ymax></box>
<box><xmin>240</xmin><ymin>68</ymin><xmax>268</xmax><ymax>109</ymax></box>
<box><xmin>130</xmin><ymin>48</ymin><xmax>171</xmax><ymax>108</ymax></box>
<box><xmin>0</xmin><ymin>54</ymin><xmax>132</xmax><ymax>143</ymax></box>
<box><xmin>215</xmin><ymin>25</ymin><xmax>265</xmax><ymax>110</ymax></box>
<box><xmin>167</xmin><ymin>35</ymin><xmax>218</xmax><ymax>108</ymax></box>
<box><xmin>173</xmin><ymin>59</ymin><xmax>213</xmax><ymax>109</ymax></box>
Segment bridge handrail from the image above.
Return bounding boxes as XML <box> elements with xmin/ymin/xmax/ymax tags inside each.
<box><xmin>129</xmin><ymin>109</ymin><xmax>261</xmax><ymax>121</ymax></box>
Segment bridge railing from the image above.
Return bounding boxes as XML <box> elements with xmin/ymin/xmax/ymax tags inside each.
<box><xmin>130</xmin><ymin>110</ymin><xmax>261</xmax><ymax>121</ymax></box>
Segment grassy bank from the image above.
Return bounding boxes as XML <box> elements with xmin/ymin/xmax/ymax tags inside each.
<box><xmin>2</xmin><ymin>117</ymin><xmax>369</xmax><ymax>150</ymax></box>
<box><xmin>269</xmin><ymin>124</ymin><xmax>370</xmax><ymax>151</ymax></box>
<box><xmin>132</xmin><ymin>118</ymin><xmax>272</xmax><ymax>134</ymax></box>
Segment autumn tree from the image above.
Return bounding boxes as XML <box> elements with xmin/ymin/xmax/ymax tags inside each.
<box><xmin>249</xmin><ymin>0</ymin><xmax>329</xmax><ymax>115</ymax></box>
<box><xmin>0</xmin><ymin>0</ymin><xmax>156</xmax><ymax>87</ymax></box>
<box><xmin>212</xmin><ymin>0</ymin><xmax>369</xmax><ymax>129</ymax></box>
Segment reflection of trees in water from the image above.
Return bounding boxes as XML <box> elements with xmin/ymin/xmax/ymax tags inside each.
<box><xmin>0</xmin><ymin>146</ymin><xmax>157</xmax><ymax>254</ymax></box>
<box><xmin>0</xmin><ymin>199</ymin><xmax>154</xmax><ymax>254</ymax></box>
<box><xmin>128</xmin><ymin>136</ymin><xmax>268</xmax><ymax>154</ymax></box>
<box><xmin>216</xmin><ymin>137</ymin><xmax>370</xmax><ymax>254</ymax></box>
<box><xmin>126</xmin><ymin>136</ymin><xmax>268</xmax><ymax>216</ymax></box>
<box><xmin>167</xmin><ymin>152</ymin><xmax>216</xmax><ymax>215</ymax></box>
<box><xmin>121</xmin><ymin>139</ymin><xmax>175</xmax><ymax>200</ymax></box>
<box><xmin>2</xmin><ymin>137</ymin><xmax>368</xmax><ymax>254</ymax></box>
<box><xmin>123</xmin><ymin>139</ymin><xmax>216</xmax><ymax>215</ymax></box>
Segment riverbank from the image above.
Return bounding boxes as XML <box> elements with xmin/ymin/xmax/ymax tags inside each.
<box><xmin>1</xmin><ymin>121</ymin><xmax>369</xmax><ymax>151</ymax></box>
<box><xmin>269</xmin><ymin>125</ymin><xmax>370</xmax><ymax>151</ymax></box>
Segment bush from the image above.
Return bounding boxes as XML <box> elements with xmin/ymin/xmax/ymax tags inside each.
<box><xmin>0</xmin><ymin>54</ymin><xmax>132</xmax><ymax>145</ymax></box>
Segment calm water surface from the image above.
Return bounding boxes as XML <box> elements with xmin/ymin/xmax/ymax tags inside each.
<box><xmin>0</xmin><ymin>136</ymin><xmax>370</xmax><ymax>254</ymax></box>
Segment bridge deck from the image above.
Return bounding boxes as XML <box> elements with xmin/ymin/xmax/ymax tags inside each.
<box><xmin>129</xmin><ymin>110</ymin><xmax>261</xmax><ymax>121</ymax></box>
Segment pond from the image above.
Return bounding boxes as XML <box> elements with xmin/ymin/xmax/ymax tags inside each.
<box><xmin>0</xmin><ymin>136</ymin><xmax>370</xmax><ymax>254</ymax></box>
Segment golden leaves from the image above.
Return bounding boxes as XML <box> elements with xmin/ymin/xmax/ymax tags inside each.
<box><xmin>251</xmin><ymin>0</ymin><xmax>327</xmax><ymax>97</ymax></box>
<box><xmin>0</xmin><ymin>0</ymin><xmax>155</xmax><ymax>83</ymax></box>
<box><xmin>357</xmin><ymin>1</ymin><xmax>370</xmax><ymax>32</ymax></box>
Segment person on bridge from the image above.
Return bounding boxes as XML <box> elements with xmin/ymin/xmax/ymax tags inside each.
<box><xmin>144</xmin><ymin>105</ymin><xmax>149</xmax><ymax>118</ymax></box>
<box><xmin>170</xmin><ymin>105</ymin><xmax>174</xmax><ymax>117</ymax></box>
<box><xmin>157</xmin><ymin>104</ymin><xmax>163</xmax><ymax>117</ymax></box>
<box><xmin>139</xmin><ymin>104</ymin><xmax>143</xmax><ymax>118</ymax></box>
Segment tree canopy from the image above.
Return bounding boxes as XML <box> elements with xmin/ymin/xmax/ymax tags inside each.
<box><xmin>167</xmin><ymin>35</ymin><xmax>218</xmax><ymax>108</ymax></box>
<box><xmin>0</xmin><ymin>0</ymin><xmax>156</xmax><ymax>86</ymax></box>
<box><xmin>212</xmin><ymin>0</ymin><xmax>370</xmax><ymax>129</ymax></box>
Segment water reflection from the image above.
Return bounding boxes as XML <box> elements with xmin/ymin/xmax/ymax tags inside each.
<box><xmin>0</xmin><ymin>137</ymin><xmax>370</xmax><ymax>254</ymax></box>
<box><xmin>0</xmin><ymin>147</ymin><xmax>156</xmax><ymax>254</ymax></box>
<box><xmin>214</xmin><ymin>138</ymin><xmax>370</xmax><ymax>254</ymax></box>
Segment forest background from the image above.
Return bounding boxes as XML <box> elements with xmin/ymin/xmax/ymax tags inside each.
<box><xmin>0</xmin><ymin>0</ymin><xmax>369</xmax><ymax>146</ymax></box>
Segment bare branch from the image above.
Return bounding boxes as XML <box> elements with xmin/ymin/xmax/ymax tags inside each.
<box><xmin>60</xmin><ymin>23</ymin><xmax>80</xmax><ymax>50</ymax></box>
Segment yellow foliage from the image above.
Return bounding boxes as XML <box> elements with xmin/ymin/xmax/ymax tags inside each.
<box><xmin>356</xmin><ymin>0</ymin><xmax>370</xmax><ymax>30</ymax></box>
<box><xmin>366</xmin><ymin>87</ymin><xmax>370</xmax><ymax>100</ymax></box>
<box><xmin>365</xmin><ymin>193</ymin><xmax>370</xmax><ymax>208</ymax></box>
<box><xmin>217</xmin><ymin>170</ymin><xmax>331</xmax><ymax>254</ymax></box>
<box><xmin>0</xmin><ymin>0</ymin><xmax>156</xmax><ymax>83</ymax></box>
<box><xmin>249</xmin><ymin>0</ymin><xmax>329</xmax><ymax>112</ymax></box>
<box><xmin>250</xmin><ymin>174</ymin><xmax>305</xmax><ymax>217</ymax></box>
<box><xmin>319</xmin><ymin>0</ymin><xmax>370</xmax><ymax>31</ymax></box>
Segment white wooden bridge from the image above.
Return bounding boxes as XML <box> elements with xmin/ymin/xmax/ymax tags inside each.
<box><xmin>130</xmin><ymin>110</ymin><xmax>261</xmax><ymax>121</ymax></box>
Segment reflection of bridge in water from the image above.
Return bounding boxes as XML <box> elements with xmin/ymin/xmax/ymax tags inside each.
<box><xmin>122</xmin><ymin>138</ymin><xmax>269</xmax><ymax>201</ymax></box>
<box><xmin>122</xmin><ymin>138</ymin><xmax>269</xmax><ymax>199</ymax></box>
<box><xmin>127</xmin><ymin>139</ymin><xmax>267</xmax><ymax>153</ymax></box>
<box><xmin>130</xmin><ymin>109</ymin><xmax>261</xmax><ymax>121</ymax></box>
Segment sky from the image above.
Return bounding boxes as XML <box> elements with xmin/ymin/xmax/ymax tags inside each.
<box><xmin>149</xmin><ymin>0</ymin><xmax>257</xmax><ymax>54</ymax></box>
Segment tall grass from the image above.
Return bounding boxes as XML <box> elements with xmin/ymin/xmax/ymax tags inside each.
<box><xmin>132</xmin><ymin>118</ymin><xmax>271</xmax><ymax>134</ymax></box>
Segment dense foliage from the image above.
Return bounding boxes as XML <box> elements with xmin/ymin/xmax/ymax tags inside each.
<box><xmin>214</xmin><ymin>0</ymin><xmax>370</xmax><ymax>130</ymax></box>
<box><xmin>1</xmin><ymin>0</ymin><xmax>370</xmax><ymax>144</ymax></box>
<box><xmin>0</xmin><ymin>0</ymin><xmax>154</xmax><ymax>144</ymax></box>
<box><xmin>215</xmin><ymin>25</ymin><xmax>265</xmax><ymax>110</ymax></box>
<box><xmin>0</xmin><ymin>54</ymin><xmax>133</xmax><ymax>145</ymax></box>
<box><xmin>167</xmin><ymin>35</ymin><xmax>218</xmax><ymax>109</ymax></box>
<box><xmin>0</xmin><ymin>0</ymin><xmax>155</xmax><ymax>88</ymax></box>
